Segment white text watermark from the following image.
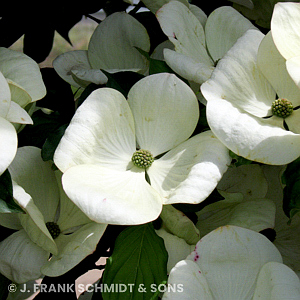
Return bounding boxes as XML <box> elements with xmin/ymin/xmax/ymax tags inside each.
<box><xmin>8</xmin><ymin>283</ymin><xmax>184</xmax><ymax>294</ymax></box>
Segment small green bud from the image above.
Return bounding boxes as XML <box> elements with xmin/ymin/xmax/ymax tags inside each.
<box><xmin>271</xmin><ymin>98</ymin><xmax>293</xmax><ymax>118</ymax></box>
<box><xmin>46</xmin><ymin>222</ymin><xmax>61</xmax><ymax>239</ymax></box>
<box><xmin>132</xmin><ymin>149</ymin><xmax>154</xmax><ymax>169</ymax></box>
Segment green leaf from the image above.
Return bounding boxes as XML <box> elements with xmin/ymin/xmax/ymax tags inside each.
<box><xmin>76</xmin><ymin>83</ymin><xmax>100</xmax><ymax>108</ymax></box>
<box><xmin>148</xmin><ymin>58</ymin><xmax>190</xmax><ymax>87</ymax></box>
<box><xmin>282</xmin><ymin>157</ymin><xmax>300</xmax><ymax>221</ymax></box>
<box><xmin>136</xmin><ymin>47</ymin><xmax>191</xmax><ymax>88</ymax></box>
<box><xmin>135</xmin><ymin>47</ymin><xmax>150</xmax><ymax>60</ymax></box>
<box><xmin>0</xmin><ymin>169</ymin><xmax>24</xmax><ymax>213</ymax></box>
<box><xmin>102</xmin><ymin>223</ymin><xmax>168</xmax><ymax>300</ymax></box>
<box><xmin>18</xmin><ymin>110</ymin><xmax>62</xmax><ymax>148</ymax></box>
<box><xmin>232</xmin><ymin>0</ymin><xmax>288</xmax><ymax>29</ymax></box>
<box><xmin>149</xmin><ymin>58</ymin><xmax>173</xmax><ymax>75</ymax></box>
<box><xmin>41</xmin><ymin>123</ymin><xmax>68</xmax><ymax>161</ymax></box>
<box><xmin>102</xmin><ymin>70</ymin><xmax>145</xmax><ymax>98</ymax></box>
<box><xmin>229</xmin><ymin>150</ymin><xmax>252</xmax><ymax>167</ymax></box>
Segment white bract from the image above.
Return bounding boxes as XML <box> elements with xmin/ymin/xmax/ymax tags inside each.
<box><xmin>262</xmin><ymin>164</ymin><xmax>300</xmax><ymax>275</ymax></box>
<box><xmin>0</xmin><ymin>147</ymin><xmax>107</xmax><ymax>283</ymax></box>
<box><xmin>196</xmin><ymin>164</ymin><xmax>275</xmax><ymax>237</ymax></box>
<box><xmin>201</xmin><ymin>29</ymin><xmax>300</xmax><ymax>165</ymax></box>
<box><xmin>54</xmin><ymin>73</ymin><xmax>231</xmax><ymax>225</ymax></box>
<box><xmin>0</xmin><ymin>48</ymin><xmax>46</xmax><ymax>175</ymax></box>
<box><xmin>163</xmin><ymin>226</ymin><xmax>300</xmax><ymax>299</ymax></box>
<box><xmin>158</xmin><ymin>164</ymin><xmax>277</xmax><ymax>275</ymax></box>
<box><xmin>156</xmin><ymin>1</ymin><xmax>257</xmax><ymax>86</ymax></box>
<box><xmin>53</xmin><ymin>12</ymin><xmax>150</xmax><ymax>88</ymax></box>
<box><xmin>271</xmin><ymin>2</ymin><xmax>300</xmax><ymax>89</ymax></box>
<box><xmin>196</xmin><ymin>163</ymin><xmax>300</xmax><ymax>275</ymax></box>
<box><xmin>142</xmin><ymin>0</ymin><xmax>207</xmax><ymax>29</ymax></box>
<box><xmin>156</xmin><ymin>205</ymin><xmax>199</xmax><ymax>273</ymax></box>
<box><xmin>156</xmin><ymin>228</ymin><xmax>195</xmax><ymax>273</ymax></box>
<box><xmin>160</xmin><ymin>205</ymin><xmax>200</xmax><ymax>245</ymax></box>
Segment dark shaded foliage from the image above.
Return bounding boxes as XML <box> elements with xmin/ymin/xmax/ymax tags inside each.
<box><xmin>0</xmin><ymin>1</ymin><xmax>131</xmax><ymax>62</ymax></box>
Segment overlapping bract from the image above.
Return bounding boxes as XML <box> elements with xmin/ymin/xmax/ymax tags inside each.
<box><xmin>156</xmin><ymin>1</ymin><xmax>257</xmax><ymax>86</ymax></box>
<box><xmin>0</xmin><ymin>48</ymin><xmax>46</xmax><ymax>175</ymax></box>
<box><xmin>53</xmin><ymin>12</ymin><xmax>150</xmax><ymax>88</ymax></box>
<box><xmin>54</xmin><ymin>73</ymin><xmax>231</xmax><ymax>225</ymax></box>
<box><xmin>163</xmin><ymin>226</ymin><xmax>300</xmax><ymax>299</ymax></box>
<box><xmin>201</xmin><ymin>29</ymin><xmax>300</xmax><ymax>165</ymax></box>
<box><xmin>0</xmin><ymin>147</ymin><xmax>106</xmax><ymax>283</ymax></box>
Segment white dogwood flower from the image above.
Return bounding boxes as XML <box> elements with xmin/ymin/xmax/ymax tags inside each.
<box><xmin>0</xmin><ymin>48</ymin><xmax>46</xmax><ymax>175</ymax></box>
<box><xmin>163</xmin><ymin>226</ymin><xmax>300</xmax><ymax>299</ymax></box>
<box><xmin>196</xmin><ymin>163</ymin><xmax>300</xmax><ymax>275</ymax></box>
<box><xmin>156</xmin><ymin>1</ymin><xmax>257</xmax><ymax>86</ymax></box>
<box><xmin>201</xmin><ymin>29</ymin><xmax>300</xmax><ymax>165</ymax></box>
<box><xmin>54</xmin><ymin>73</ymin><xmax>231</xmax><ymax>225</ymax></box>
<box><xmin>0</xmin><ymin>147</ymin><xmax>106</xmax><ymax>283</ymax></box>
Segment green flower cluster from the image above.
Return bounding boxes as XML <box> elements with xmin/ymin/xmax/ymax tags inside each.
<box><xmin>132</xmin><ymin>149</ymin><xmax>154</xmax><ymax>169</ymax></box>
<box><xmin>46</xmin><ymin>222</ymin><xmax>61</xmax><ymax>239</ymax></box>
<box><xmin>271</xmin><ymin>98</ymin><xmax>293</xmax><ymax>118</ymax></box>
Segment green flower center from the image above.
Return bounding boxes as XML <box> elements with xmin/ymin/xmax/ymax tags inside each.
<box><xmin>271</xmin><ymin>98</ymin><xmax>293</xmax><ymax>118</ymax></box>
<box><xmin>46</xmin><ymin>222</ymin><xmax>61</xmax><ymax>239</ymax></box>
<box><xmin>132</xmin><ymin>149</ymin><xmax>154</xmax><ymax>169</ymax></box>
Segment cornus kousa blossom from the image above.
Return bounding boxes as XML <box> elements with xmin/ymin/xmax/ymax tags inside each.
<box><xmin>0</xmin><ymin>147</ymin><xmax>106</xmax><ymax>283</ymax></box>
<box><xmin>156</xmin><ymin>1</ymin><xmax>257</xmax><ymax>86</ymax></box>
<box><xmin>54</xmin><ymin>73</ymin><xmax>231</xmax><ymax>225</ymax></box>
<box><xmin>201</xmin><ymin>29</ymin><xmax>300</xmax><ymax>165</ymax></box>
<box><xmin>271</xmin><ymin>2</ymin><xmax>300</xmax><ymax>89</ymax></box>
<box><xmin>196</xmin><ymin>164</ymin><xmax>275</xmax><ymax>237</ymax></box>
<box><xmin>0</xmin><ymin>47</ymin><xmax>46</xmax><ymax>175</ymax></box>
<box><xmin>53</xmin><ymin>12</ymin><xmax>150</xmax><ymax>88</ymax></box>
<box><xmin>196</xmin><ymin>163</ymin><xmax>300</xmax><ymax>272</ymax></box>
<box><xmin>163</xmin><ymin>226</ymin><xmax>300</xmax><ymax>299</ymax></box>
